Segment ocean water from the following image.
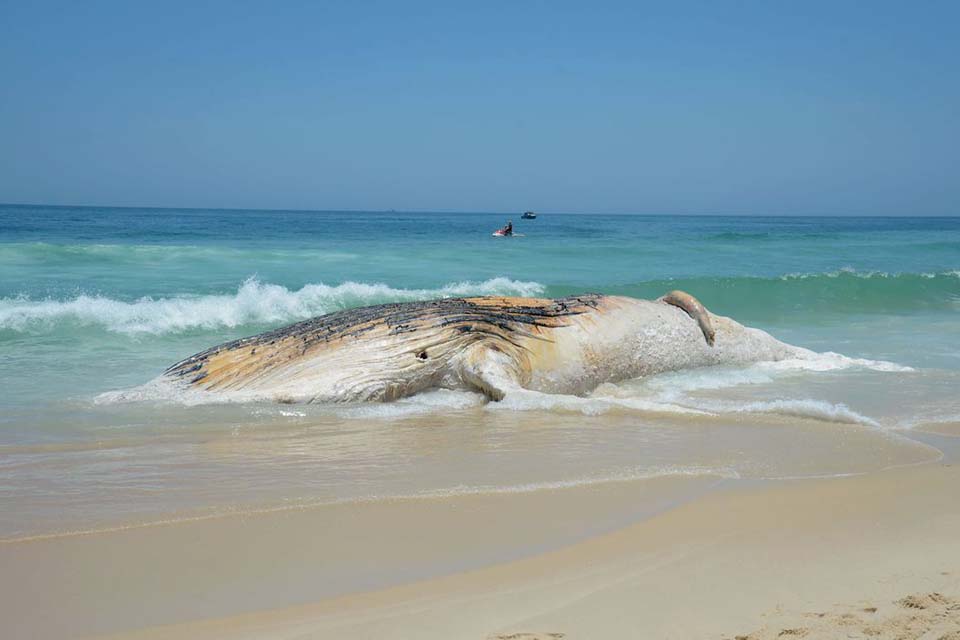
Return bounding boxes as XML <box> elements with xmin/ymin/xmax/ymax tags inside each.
<box><xmin>1</xmin><ymin>204</ymin><xmax>959</xmax><ymax>539</ymax></box>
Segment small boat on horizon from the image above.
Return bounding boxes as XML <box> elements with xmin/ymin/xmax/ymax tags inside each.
<box><xmin>521</xmin><ymin>211</ymin><xmax>537</xmax><ymax>219</ymax></box>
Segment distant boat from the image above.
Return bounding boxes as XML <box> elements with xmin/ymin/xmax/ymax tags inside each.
<box><xmin>521</xmin><ymin>211</ymin><xmax>537</xmax><ymax>219</ymax></box>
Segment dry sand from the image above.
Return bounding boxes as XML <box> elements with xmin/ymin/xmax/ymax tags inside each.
<box><xmin>723</xmin><ymin>591</ymin><xmax>960</xmax><ymax>640</ymax></box>
<box><xmin>2</xmin><ymin>435</ymin><xmax>958</xmax><ymax>640</ymax></box>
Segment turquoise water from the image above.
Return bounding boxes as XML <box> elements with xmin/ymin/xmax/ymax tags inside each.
<box><xmin>1</xmin><ymin>205</ymin><xmax>958</xmax><ymax>538</ymax></box>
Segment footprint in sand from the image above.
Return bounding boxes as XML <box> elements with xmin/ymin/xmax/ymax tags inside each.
<box><xmin>727</xmin><ymin>592</ymin><xmax>960</xmax><ymax>639</ymax></box>
<box><xmin>896</xmin><ymin>592</ymin><xmax>949</xmax><ymax>610</ymax></box>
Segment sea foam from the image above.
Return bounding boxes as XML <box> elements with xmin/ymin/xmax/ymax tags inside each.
<box><xmin>700</xmin><ymin>398</ymin><xmax>879</xmax><ymax>427</ymax></box>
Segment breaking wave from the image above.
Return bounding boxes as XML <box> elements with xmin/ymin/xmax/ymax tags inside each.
<box><xmin>0</xmin><ymin>277</ymin><xmax>546</xmax><ymax>335</ymax></box>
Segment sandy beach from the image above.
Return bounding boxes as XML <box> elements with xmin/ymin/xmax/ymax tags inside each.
<box><xmin>0</xmin><ymin>428</ymin><xmax>955</xmax><ymax>639</ymax></box>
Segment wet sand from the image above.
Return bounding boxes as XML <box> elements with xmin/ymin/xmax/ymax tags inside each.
<box><xmin>0</xmin><ymin>432</ymin><xmax>956</xmax><ymax>639</ymax></box>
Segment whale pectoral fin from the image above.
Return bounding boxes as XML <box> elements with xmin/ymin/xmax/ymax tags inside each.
<box><xmin>660</xmin><ymin>290</ymin><xmax>716</xmax><ymax>346</ymax></box>
<box><xmin>459</xmin><ymin>344</ymin><xmax>523</xmax><ymax>401</ymax></box>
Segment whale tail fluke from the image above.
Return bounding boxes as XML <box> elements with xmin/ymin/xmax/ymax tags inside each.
<box><xmin>660</xmin><ymin>290</ymin><xmax>716</xmax><ymax>346</ymax></box>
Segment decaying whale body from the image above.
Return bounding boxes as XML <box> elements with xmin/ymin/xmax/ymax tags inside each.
<box><xmin>163</xmin><ymin>291</ymin><xmax>801</xmax><ymax>403</ymax></box>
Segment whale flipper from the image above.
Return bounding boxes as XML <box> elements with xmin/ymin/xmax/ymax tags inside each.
<box><xmin>459</xmin><ymin>344</ymin><xmax>524</xmax><ymax>401</ymax></box>
<box><xmin>660</xmin><ymin>290</ymin><xmax>716</xmax><ymax>346</ymax></box>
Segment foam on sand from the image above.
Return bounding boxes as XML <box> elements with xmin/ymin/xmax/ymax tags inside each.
<box><xmin>708</xmin><ymin>398</ymin><xmax>880</xmax><ymax>427</ymax></box>
<box><xmin>488</xmin><ymin>388</ymin><xmax>713</xmax><ymax>417</ymax></box>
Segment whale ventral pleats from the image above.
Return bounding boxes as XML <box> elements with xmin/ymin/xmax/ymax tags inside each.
<box><xmin>163</xmin><ymin>294</ymin><xmax>605</xmax><ymax>386</ymax></box>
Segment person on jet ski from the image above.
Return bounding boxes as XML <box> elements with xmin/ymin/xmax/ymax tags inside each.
<box><xmin>503</xmin><ymin>220</ymin><xmax>513</xmax><ymax>236</ymax></box>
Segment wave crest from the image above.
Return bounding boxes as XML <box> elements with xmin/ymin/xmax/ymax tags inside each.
<box><xmin>0</xmin><ymin>277</ymin><xmax>546</xmax><ymax>335</ymax></box>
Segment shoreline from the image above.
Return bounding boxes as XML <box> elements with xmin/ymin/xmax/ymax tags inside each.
<box><xmin>1</xmin><ymin>430</ymin><xmax>956</xmax><ymax>639</ymax></box>
<box><xmin>1</xmin><ymin>409</ymin><xmax>943</xmax><ymax>544</ymax></box>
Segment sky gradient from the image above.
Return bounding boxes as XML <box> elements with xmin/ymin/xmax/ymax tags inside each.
<box><xmin>1</xmin><ymin>1</ymin><xmax>958</xmax><ymax>215</ymax></box>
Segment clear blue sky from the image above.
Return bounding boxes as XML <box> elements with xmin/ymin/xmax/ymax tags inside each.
<box><xmin>1</xmin><ymin>1</ymin><xmax>957</xmax><ymax>214</ymax></box>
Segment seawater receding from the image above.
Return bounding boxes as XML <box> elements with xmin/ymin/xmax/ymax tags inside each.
<box><xmin>1</xmin><ymin>414</ymin><xmax>943</xmax><ymax>544</ymax></box>
<box><xmin>6</xmin><ymin>353</ymin><xmax>954</xmax><ymax>545</ymax></box>
<box><xmin>8</xmin><ymin>351</ymin><xmax>944</xmax><ymax>544</ymax></box>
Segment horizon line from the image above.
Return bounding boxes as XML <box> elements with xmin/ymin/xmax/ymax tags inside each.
<box><xmin>1</xmin><ymin>201</ymin><xmax>958</xmax><ymax>218</ymax></box>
